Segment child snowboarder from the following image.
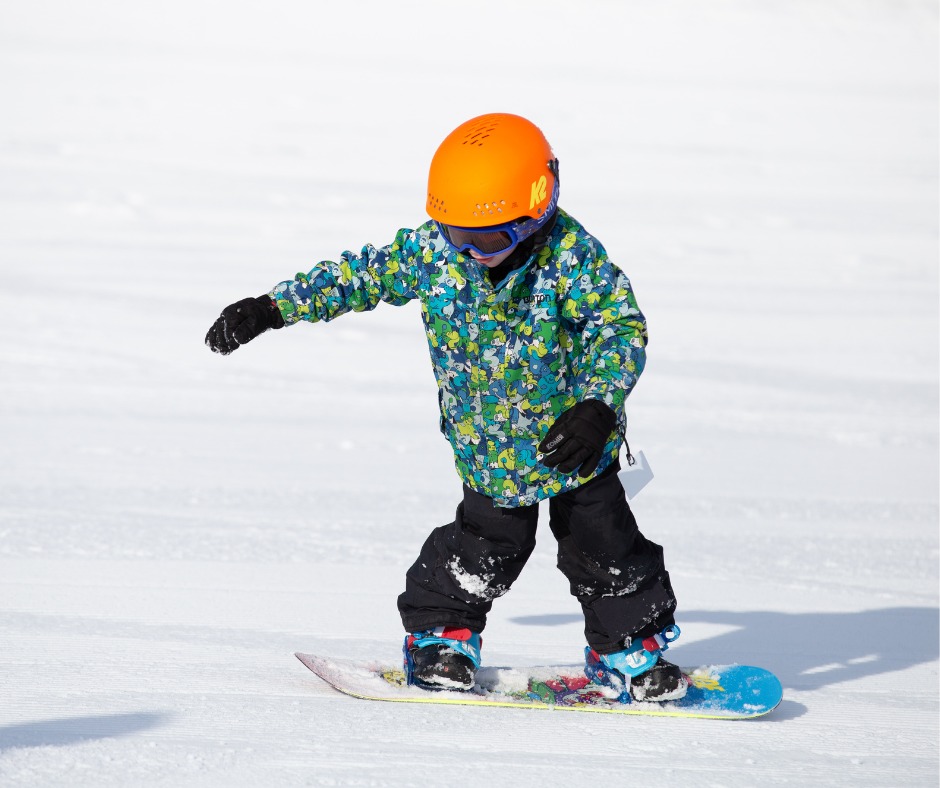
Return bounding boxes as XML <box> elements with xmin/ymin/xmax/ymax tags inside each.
<box><xmin>206</xmin><ymin>113</ymin><xmax>686</xmax><ymax>702</ymax></box>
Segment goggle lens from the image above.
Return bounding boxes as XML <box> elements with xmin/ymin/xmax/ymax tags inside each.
<box><xmin>439</xmin><ymin>225</ymin><xmax>516</xmax><ymax>255</ymax></box>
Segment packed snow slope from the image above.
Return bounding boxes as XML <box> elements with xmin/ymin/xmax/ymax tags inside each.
<box><xmin>1</xmin><ymin>1</ymin><xmax>937</xmax><ymax>785</ymax></box>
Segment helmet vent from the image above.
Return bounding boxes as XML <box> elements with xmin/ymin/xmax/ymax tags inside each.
<box><xmin>472</xmin><ymin>200</ymin><xmax>506</xmax><ymax>218</ymax></box>
<box><xmin>428</xmin><ymin>192</ymin><xmax>447</xmax><ymax>214</ymax></box>
<box><xmin>461</xmin><ymin>118</ymin><xmax>500</xmax><ymax>147</ymax></box>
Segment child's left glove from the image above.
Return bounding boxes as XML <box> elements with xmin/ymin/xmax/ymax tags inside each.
<box><xmin>538</xmin><ymin>399</ymin><xmax>618</xmax><ymax>479</ymax></box>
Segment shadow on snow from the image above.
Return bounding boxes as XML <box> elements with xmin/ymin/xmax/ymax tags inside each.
<box><xmin>510</xmin><ymin>606</ymin><xmax>939</xmax><ymax>691</ymax></box>
<box><xmin>0</xmin><ymin>712</ymin><xmax>168</xmax><ymax>752</ymax></box>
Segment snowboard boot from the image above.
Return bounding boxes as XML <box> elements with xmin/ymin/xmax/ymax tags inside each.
<box><xmin>584</xmin><ymin>624</ymin><xmax>688</xmax><ymax>702</ymax></box>
<box><xmin>629</xmin><ymin>656</ymin><xmax>686</xmax><ymax>702</ymax></box>
<box><xmin>403</xmin><ymin>627</ymin><xmax>482</xmax><ymax>691</ymax></box>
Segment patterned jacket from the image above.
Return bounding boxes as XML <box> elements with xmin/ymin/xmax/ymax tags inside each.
<box><xmin>270</xmin><ymin>209</ymin><xmax>648</xmax><ymax>507</ymax></box>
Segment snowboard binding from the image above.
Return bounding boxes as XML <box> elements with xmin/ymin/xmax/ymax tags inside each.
<box><xmin>403</xmin><ymin>627</ymin><xmax>482</xmax><ymax>691</ymax></box>
<box><xmin>584</xmin><ymin>624</ymin><xmax>687</xmax><ymax>702</ymax></box>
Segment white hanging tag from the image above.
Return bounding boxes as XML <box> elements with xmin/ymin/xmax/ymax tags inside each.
<box><xmin>618</xmin><ymin>449</ymin><xmax>654</xmax><ymax>500</ymax></box>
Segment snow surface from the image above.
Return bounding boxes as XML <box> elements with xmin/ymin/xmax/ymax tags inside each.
<box><xmin>1</xmin><ymin>0</ymin><xmax>937</xmax><ymax>785</ymax></box>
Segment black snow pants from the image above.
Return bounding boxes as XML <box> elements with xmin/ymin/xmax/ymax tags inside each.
<box><xmin>397</xmin><ymin>462</ymin><xmax>677</xmax><ymax>654</ymax></box>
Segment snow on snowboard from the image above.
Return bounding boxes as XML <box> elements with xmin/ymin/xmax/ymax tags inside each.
<box><xmin>295</xmin><ymin>653</ymin><xmax>783</xmax><ymax>719</ymax></box>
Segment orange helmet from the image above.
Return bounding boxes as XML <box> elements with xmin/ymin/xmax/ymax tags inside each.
<box><xmin>427</xmin><ymin>113</ymin><xmax>558</xmax><ymax>229</ymax></box>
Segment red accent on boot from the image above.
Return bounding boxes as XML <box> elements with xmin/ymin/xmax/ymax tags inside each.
<box><xmin>642</xmin><ymin>636</ymin><xmax>663</xmax><ymax>653</ymax></box>
<box><xmin>440</xmin><ymin>627</ymin><xmax>473</xmax><ymax>641</ymax></box>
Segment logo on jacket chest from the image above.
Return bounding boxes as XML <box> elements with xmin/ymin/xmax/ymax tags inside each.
<box><xmin>515</xmin><ymin>293</ymin><xmax>551</xmax><ymax>309</ymax></box>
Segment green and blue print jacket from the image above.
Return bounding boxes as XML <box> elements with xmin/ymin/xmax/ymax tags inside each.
<box><xmin>270</xmin><ymin>209</ymin><xmax>648</xmax><ymax>508</ymax></box>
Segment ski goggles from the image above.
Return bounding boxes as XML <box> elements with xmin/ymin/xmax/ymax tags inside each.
<box><xmin>436</xmin><ymin>177</ymin><xmax>560</xmax><ymax>257</ymax></box>
<box><xmin>437</xmin><ymin>221</ymin><xmax>522</xmax><ymax>256</ymax></box>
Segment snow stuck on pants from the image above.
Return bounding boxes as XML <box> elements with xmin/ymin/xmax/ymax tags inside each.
<box><xmin>446</xmin><ymin>558</ymin><xmax>506</xmax><ymax>601</ymax></box>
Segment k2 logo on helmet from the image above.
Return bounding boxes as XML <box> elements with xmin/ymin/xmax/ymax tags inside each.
<box><xmin>530</xmin><ymin>175</ymin><xmax>548</xmax><ymax>210</ymax></box>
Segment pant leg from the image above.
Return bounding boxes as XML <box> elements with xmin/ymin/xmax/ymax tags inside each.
<box><xmin>397</xmin><ymin>485</ymin><xmax>538</xmax><ymax>634</ymax></box>
<box><xmin>548</xmin><ymin>463</ymin><xmax>677</xmax><ymax>654</ymax></box>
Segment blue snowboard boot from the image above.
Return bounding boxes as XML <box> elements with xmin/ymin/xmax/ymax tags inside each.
<box><xmin>404</xmin><ymin>627</ymin><xmax>482</xmax><ymax>691</ymax></box>
<box><xmin>584</xmin><ymin>624</ymin><xmax>687</xmax><ymax>702</ymax></box>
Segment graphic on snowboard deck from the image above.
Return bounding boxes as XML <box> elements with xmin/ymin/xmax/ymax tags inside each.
<box><xmin>295</xmin><ymin>653</ymin><xmax>783</xmax><ymax>719</ymax></box>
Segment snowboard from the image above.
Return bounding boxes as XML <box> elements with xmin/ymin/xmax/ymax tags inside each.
<box><xmin>295</xmin><ymin>653</ymin><xmax>783</xmax><ymax>720</ymax></box>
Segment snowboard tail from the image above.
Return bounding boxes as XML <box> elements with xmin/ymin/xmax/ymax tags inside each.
<box><xmin>295</xmin><ymin>653</ymin><xmax>783</xmax><ymax>720</ymax></box>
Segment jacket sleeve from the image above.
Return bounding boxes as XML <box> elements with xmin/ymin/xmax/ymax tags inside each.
<box><xmin>560</xmin><ymin>240</ymin><xmax>648</xmax><ymax>416</ymax></box>
<box><xmin>269</xmin><ymin>227</ymin><xmax>422</xmax><ymax>325</ymax></box>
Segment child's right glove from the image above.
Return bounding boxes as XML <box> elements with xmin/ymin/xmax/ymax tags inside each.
<box><xmin>538</xmin><ymin>399</ymin><xmax>618</xmax><ymax>479</ymax></box>
<box><xmin>205</xmin><ymin>295</ymin><xmax>284</xmax><ymax>355</ymax></box>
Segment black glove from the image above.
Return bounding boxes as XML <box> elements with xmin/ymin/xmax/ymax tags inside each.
<box><xmin>205</xmin><ymin>295</ymin><xmax>284</xmax><ymax>355</ymax></box>
<box><xmin>538</xmin><ymin>399</ymin><xmax>618</xmax><ymax>479</ymax></box>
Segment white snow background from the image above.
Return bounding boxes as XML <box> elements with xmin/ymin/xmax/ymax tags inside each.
<box><xmin>1</xmin><ymin>1</ymin><xmax>937</xmax><ymax>785</ymax></box>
